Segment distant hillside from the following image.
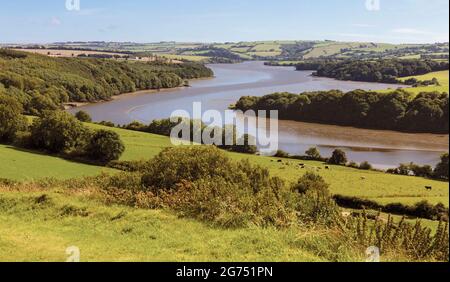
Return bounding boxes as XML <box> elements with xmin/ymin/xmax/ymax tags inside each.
<box><xmin>5</xmin><ymin>40</ymin><xmax>448</xmax><ymax>62</ymax></box>
<box><xmin>0</xmin><ymin>49</ymin><xmax>213</xmax><ymax>114</ymax></box>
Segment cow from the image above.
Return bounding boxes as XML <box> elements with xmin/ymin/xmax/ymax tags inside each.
<box><xmin>425</xmin><ymin>186</ymin><xmax>433</xmax><ymax>191</ymax></box>
<box><xmin>325</xmin><ymin>166</ymin><xmax>330</xmax><ymax>169</ymax></box>
<box><xmin>361</xmin><ymin>177</ymin><xmax>366</xmax><ymax>180</ymax></box>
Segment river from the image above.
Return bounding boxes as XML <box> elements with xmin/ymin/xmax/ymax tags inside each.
<box><xmin>69</xmin><ymin>61</ymin><xmax>449</xmax><ymax>169</ymax></box>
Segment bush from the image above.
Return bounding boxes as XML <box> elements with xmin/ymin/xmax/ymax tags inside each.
<box><xmin>359</xmin><ymin>161</ymin><xmax>373</xmax><ymax>170</ymax></box>
<box><xmin>274</xmin><ymin>149</ymin><xmax>290</xmax><ymax>158</ymax></box>
<box><xmin>293</xmin><ymin>172</ymin><xmax>339</xmax><ymax>225</ymax></box>
<box><xmin>0</xmin><ymin>95</ymin><xmax>27</xmax><ymax>142</ymax></box>
<box><xmin>305</xmin><ymin>147</ymin><xmax>321</xmax><ymax>160</ymax></box>
<box><xmin>328</xmin><ymin>149</ymin><xmax>347</xmax><ymax>165</ymax></box>
<box><xmin>85</xmin><ymin>130</ymin><xmax>125</xmax><ymax>162</ymax></box>
<box><xmin>75</xmin><ymin>111</ymin><xmax>92</xmax><ymax>122</ymax></box>
<box><xmin>30</xmin><ymin>111</ymin><xmax>87</xmax><ymax>153</ymax></box>
<box><xmin>141</xmin><ymin>146</ymin><xmax>234</xmax><ymax>192</ymax></box>
<box><xmin>140</xmin><ymin>146</ymin><xmax>296</xmax><ymax>227</ymax></box>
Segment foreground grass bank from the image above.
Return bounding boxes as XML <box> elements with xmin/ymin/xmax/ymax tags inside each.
<box><xmin>0</xmin><ymin>189</ymin><xmax>364</xmax><ymax>262</ymax></box>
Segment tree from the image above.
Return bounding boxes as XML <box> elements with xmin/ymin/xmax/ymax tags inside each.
<box><xmin>85</xmin><ymin>130</ymin><xmax>124</xmax><ymax>162</ymax></box>
<box><xmin>292</xmin><ymin>172</ymin><xmax>329</xmax><ymax>195</ymax></box>
<box><xmin>232</xmin><ymin>134</ymin><xmax>257</xmax><ymax>154</ymax></box>
<box><xmin>30</xmin><ymin>111</ymin><xmax>86</xmax><ymax>153</ymax></box>
<box><xmin>0</xmin><ymin>95</ymin><xmax>27</xmax><ymax>142</ymax></box>
<box><xmin>75</xmin><ymin>111</ymin><xmax>92</xmax><ymax>122</ymax></box>
<box><xmin>359</xmin><ymin>161</ymin><xmax>373</xmax><ymax>170</ymax></box>
<box><xmin>328</xmin><ymin>149</ymin><xmax>348</xmax><ymax>165</ymax></box>
<box><xmin>305</xmin><ymin>147</ymin><xmax>321</xmax><ymax>160</ymax></box>
<box><xmin>434</xmin><ymin>153</ymin><xmax>449</xmax><ymax>180</ymax></box>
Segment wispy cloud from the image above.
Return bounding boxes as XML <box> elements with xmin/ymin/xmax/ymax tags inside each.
<box><xmin>352</xmin><ymin>23</ymin><xmax>376</xmax><ymax>28</ymax></box>
<box><xmin>390</xmin><ymin>28</ymin><xmax>449</xmax><ymax>43</ymax></box>
<box><xmin>391</xmin><ymin>28</ymin><xmax>432</xmax><ymax>35</ymax></box>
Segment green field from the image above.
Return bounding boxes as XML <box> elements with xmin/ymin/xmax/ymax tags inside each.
<box><xmin>0</xmin><ymin>189</ymin><xmax>372</xmax><ymax>262</ymax></box>
<box><xmin>399</xmin><ymin>70</ymin><xmax>449</xmax><ymax>95</ymax></box>
<box><xmin>0</xmin><ymin>144</ymin><xmax>114</xmax><ymax>181</ymax></box>
<box><xmin>0</xmin><ymin>122</ymin><xmax>447</xmax><ymax>262</ymax></box>
<box><xmin>1</xmin><ymin>123</ymin><xmax>448</xmax><ymax>207</ymax></box>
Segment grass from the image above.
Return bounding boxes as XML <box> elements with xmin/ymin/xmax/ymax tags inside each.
<box><xmin>0</xmin><ymin>144</ymin><xmax>114</xmax><ymax>181</ymax></box>
<box><xmin>399</xmin><ymin>70</ymin><xmax>449</xmax><ymax>95</ymax></box>
<box><xmin>84</xmin><ymin>124</ymin><xmax>449</xmax><ymax>208</ymax></box>
<box><xmin>159</xmin><ymin>54</ymin><xmax>209</xmax><ymax>62</ymax></box>
<box><xmin>2</xmin><ymin>122</ymin><xmax>447</xmax><ymax>207</ymax></box>
<box><xmin>0</xmin><ymin>189</ymin><xmax>363</xmax><ymax>262</ymax></box>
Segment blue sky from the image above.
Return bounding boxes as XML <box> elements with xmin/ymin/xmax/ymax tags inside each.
<box><xmin>0</xmin><ymin>0</ymin><xmax>448</xmax><ymax>44</ymax></box>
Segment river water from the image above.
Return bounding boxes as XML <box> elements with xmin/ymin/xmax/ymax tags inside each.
<box><xmin>70</xmin><ymin>61</ymin><xmax>449</xmax><ymax>169</ymax></box>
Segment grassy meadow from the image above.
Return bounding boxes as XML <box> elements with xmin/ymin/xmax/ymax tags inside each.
<box><xmin>0</xmin><ymin>144</ymin><xmax>115</xmax><ymax>181</ymax></box>
<box><xmin>0</xmin><ymin>188</ymin><xmax>373</xmax><ymax>262</ymax></box>
<box><xmin>2</xmin><ymin>122</ymin><xmax>447</xmax><ymax>207</ymax></box>
<box><xmin>400</xmin><ymin>70</ymin><xmax>449</xmax><ymax>95</ymax></box>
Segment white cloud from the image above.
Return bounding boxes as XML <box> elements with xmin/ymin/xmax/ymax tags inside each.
<box><xmin>391</xmin><ymin>28</ymin><xmax>432</xmax><ymax>35</ymax></box>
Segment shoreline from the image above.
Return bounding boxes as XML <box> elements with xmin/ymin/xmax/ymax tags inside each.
<box><xmin>63</xmin><ymin>76</ymin><xmax>215</xmax><ymax>110</ymax></box>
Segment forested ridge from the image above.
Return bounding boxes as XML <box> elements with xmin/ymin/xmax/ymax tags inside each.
<box><xmin>235</xmin><ymin>89</ymin><xmax>449</xmax><ymax>133</ymax></box>
<box><xmin>0</xmin><ymin>49</ymin><xmax>213</xmax><ymax>114</ymax></box>
<box><xmin>295</xmin><ymin>59</ymin><xmax>449</xmax><ymax>84</ymax></box>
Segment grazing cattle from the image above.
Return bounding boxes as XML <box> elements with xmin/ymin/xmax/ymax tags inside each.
<box><xmin>325</xmin><ymin>166</ymin><xmax>330</xmax><ymax>169</ymax></box>
<box><xmin>425</xmin><ymin>186</ymin><xmax>433</xmax><ymax>191</ymax></box>
<box><xmin>277</xmin><ymin>160</ymin><xmax>283</xmax><ymax>163</ymax></box>
<box><xmin>361</xmin><ymin>177</ymin><xmax>366</xmax><ymax>180</ymax></box>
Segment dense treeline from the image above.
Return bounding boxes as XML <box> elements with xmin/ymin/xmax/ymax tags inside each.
<box><xmin>0</xmin><ymin>49</ymin><xmax>213</xmax><ymax>114</ymax></box>
<box><xmin>234</xmin><ymin>89</ymin><xmax>449</xmax><ymax>133</ymax></box>
<box><xmin>333</xmin><ymin>195</ymin><xmax>448</xmax><ymax>221</ymax></box>
<box><xmin>0</xmin><ymin>98</ymin><xmax>125</xmax><ymax>163</ymax></box>
<box><xmin>306</xmin><ymin>59</ymin><xmax>449</xmax><ymax>83</ymax></box>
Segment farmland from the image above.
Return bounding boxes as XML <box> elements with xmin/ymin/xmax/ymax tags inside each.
<box><xmin>7</xmin><ymin>41</ymin><xmax>447</xmax><ymax>63</ymax></box>
<box><xmin>0</xmin><ymin>144</ymin><xmax>114</xmax><ymax>181</ymax></box>
<box><xmin>1</xmin><ymin>122</ymin><xmax>447</xmax><ymax>207</ymax></box>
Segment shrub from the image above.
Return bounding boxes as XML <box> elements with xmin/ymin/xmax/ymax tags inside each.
<box><xmin>141</xmin><ymin>146</ymin><xmax>234</xmax><ymax>192</ymax></box>
<box><xmin>293</xmin><ymin>172</ymin><xmax>339</xmax><ymax>225</ymax></box>
<box><xmin>305</xmin><ymin>147</ymin><xmax>321</xmax><ymax>160</ymax></box>
<box><xmin>30</xmin><ymin>111</ymin><xmax>87</xmax><ymax>153</ymax></box>
<box><xmin>328</xmin><ymin>149</ymin><xmax>347</xmax><ymax>165</ymax></box>
<box><xmin>75</xmin><ymin>111</ymin><xmax>92</xmax><ymax>122</ymax></box>
<box><xmin>274</xmin><ymin>149</ymin><xmax>290</xmax><ymax>158</ymax></box>
<box><xmin>139</xmin><ymin>146</ymin><xmax>296</xmax><ymax>227</ymax></box>
<box><xmin>0</xmin><ymin>95</ymin><xmax>27</xmax><ymax>142</ymax></box>
<box><xmin>85</xmin><ymin>130</ymin><xmax>125</xmax><ymax>162</ymax></box>
<box><xmin>359</xmin><ymin>161</ymin><xmax>373</xmax><ymax>170</ymax></box>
